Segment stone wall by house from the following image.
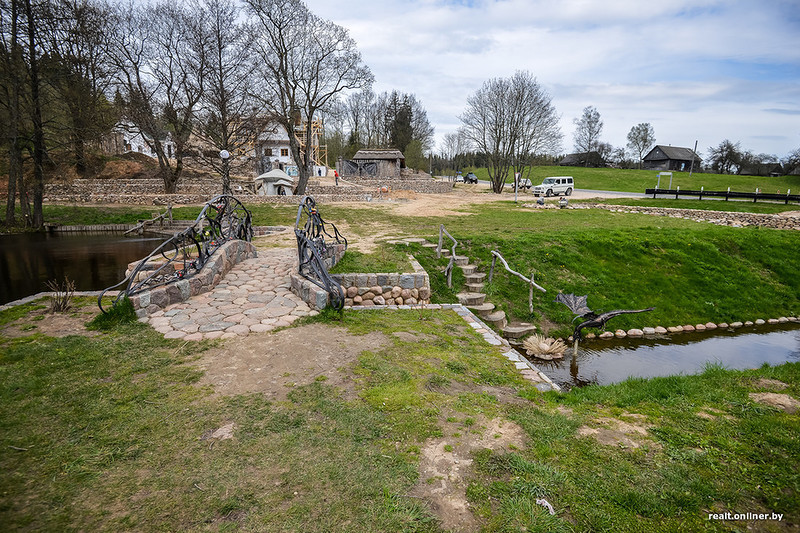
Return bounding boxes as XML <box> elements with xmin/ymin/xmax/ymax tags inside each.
<box><xmin>342</xmin><ymin>177</ymin><xmax>454</xmax><ymax>195</ymax></box>
<box><xmin>128</xmin><ymin>239</ymin><xmax>257</xmax><ymax>317</ymax></box>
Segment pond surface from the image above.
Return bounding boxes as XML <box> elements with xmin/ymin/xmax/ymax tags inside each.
<box><xmin>0</xmin><ymin>232</ymin><xmax>162</xmax><ymax>305</ymax></box>
<box><xmin>535</xmin><ymin>324</ymin><xmax>800</xmax><ymax>390</ymax></box>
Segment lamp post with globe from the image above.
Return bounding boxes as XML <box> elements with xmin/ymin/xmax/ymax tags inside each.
<box><xmin>219</xmin><ymin>149</ymin><xmax>231</xmax><ymax>194</ymax></box>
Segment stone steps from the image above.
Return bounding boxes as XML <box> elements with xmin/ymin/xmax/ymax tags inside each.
<box><xmin>484</xmin><ymin>310</ymin><xmax>507</xmax><ymax>329</ymax></box>
<box><xmin>466</xmin><ymin>282</ymin><xmax>484</xmax><ymax>292</ymax></box>
<box><xmin>457</xmin><ymin>292</ymin><xmax>486</xmax><ymax>306</ymax></box>
<box><xmin>453</xmin><ymin>255</ymin><xmax>470</xmax><ymax>266</ymax></box>
<box><xmin>465</xmin><ymin>272</ymin><xmax>486</xmax><ymax>283</ymax></box>
<box><xmin>467</xmin><ymin>302</ymin><xmax>495</xmax><ymax>317</ymax></box>
<box><xmin>459</xmin><ymin>264</ymin><xmax>477</xmax><ymax>276</ymax></box>
<box><xmin>501</xmin><ymin>322</ymin><xmax>537</xmax><ymax>339</ymax></box>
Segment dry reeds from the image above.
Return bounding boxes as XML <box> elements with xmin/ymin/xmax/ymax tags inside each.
<box><xmin>46</xmin><ymin>276</ymin><xmax>75</xmax><ymax>313</ymax></box>
<box><xmin>522</xmin><ymin>333</ymin><xmax>567</xmax><ymax>360</ymax></box>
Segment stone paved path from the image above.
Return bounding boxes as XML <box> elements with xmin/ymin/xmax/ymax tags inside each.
<box><xmin>142</xmin><ymin>248</ymin><xmax>316</xmax><ymax>341</ymax></box>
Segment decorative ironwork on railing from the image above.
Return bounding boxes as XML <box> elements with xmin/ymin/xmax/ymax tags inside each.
<box><xmin>437</xmin><ymin>224</ymin><xmax>458</xmax><ymax>288</ymax></box>
<box><xmin>488</xmin><ymin>250</ymin><xmax>546</xmax><ymax>314</ymax></box>
<box><xmin>294</xmin><ymin>196</ymin><xmax>347</xmax><ymax>310</ymax></box>
<box><xmin>98</xmin><ymin>195</ymin><xmax>253</xmax><ymax>312</ymax></box>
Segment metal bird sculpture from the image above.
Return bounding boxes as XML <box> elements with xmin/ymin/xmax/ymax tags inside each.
<box><xmin>556</xmin><ymin>293</ymin><xmax>654</xmax><ymax>340</ymax></box>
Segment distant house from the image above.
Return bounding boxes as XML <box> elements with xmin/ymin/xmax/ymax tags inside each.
<box><xmin>642</xmin><ymin>145</ymin><xmax>702</xmax><ymax>172</ymax></box>
<box><xmin>103</xmin><ymin>121</ymin><xmax>175</xmax><ymax>160</ymax></box>
<box><xmin>558</xmin><ymin>152</ymin><xmax>604</xmax><ymax>167</ymax></box>
<box><xmin>341</xmin><ymin>149</ymin><xmax>406</xmax><ymax>177</ymax></box>
<box><xmin>739</xmin><ymin>163</ymin><xmax>784</xmax><ymax>177</ymax></box>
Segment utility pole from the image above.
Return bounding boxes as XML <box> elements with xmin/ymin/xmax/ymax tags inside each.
<box><xmin>689</xmin><ymin>140</ymin><xmax>698</xmax><ymax>178</ymax></box>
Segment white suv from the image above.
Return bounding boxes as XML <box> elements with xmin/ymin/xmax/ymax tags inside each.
<box><xmin>533</xmin><ymin>176</ymin><xmax>574</xmax><ymax>197</ymax></box>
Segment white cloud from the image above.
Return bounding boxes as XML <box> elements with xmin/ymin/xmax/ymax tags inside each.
<box><xmin>303</xmin><ymin>0</ymin><xmax>800</xmax><ymax>156</ymax></box>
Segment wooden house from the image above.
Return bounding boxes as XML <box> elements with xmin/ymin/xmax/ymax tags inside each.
<box><xmin>642</xmin><ymin>145</ymin><xmax>702</xmax><ymax>172</ymax></box>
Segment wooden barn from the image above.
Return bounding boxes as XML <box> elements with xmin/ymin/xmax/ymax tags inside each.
<box><xmin>642</xmin><ymin>145</ymin><xmax>702</xmax><ymax>172</ymax></box>
<box><xmin>341</xmin><ymin>149</ymin><xmax>406</xmax><ymax>177</ymax></box>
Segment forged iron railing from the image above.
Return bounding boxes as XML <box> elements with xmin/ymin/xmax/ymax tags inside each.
<box><xmin>488</xmin><ymin>250</ymin><xmax>546</xmax><ymax>314</ymax></box>
<box><xmin>98</xmin><ymin>195</ymin><xmax>253</xmax><ymax>313</ymax></box>
<box><xmin>294</xmin><ymin>196</ymin><xmax>347</xmax><ymax>310</ymax></box>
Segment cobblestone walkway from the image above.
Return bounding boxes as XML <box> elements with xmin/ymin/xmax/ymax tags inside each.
<box><xmin>142</xmin><ymin>248</ymin><xmax>316</xmax><ymax>341</ymax></box>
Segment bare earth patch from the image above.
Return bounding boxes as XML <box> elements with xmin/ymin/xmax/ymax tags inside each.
<box><xmin>749</xmin><ymin>392</ymin><xmax>800</xmax><ymax>414</ymax></box>
<box><xmin>410</xmin><ymin>416</ymin><xmax>526</xmax><ymax>532</ymax></box>
<box><xmin>195</xmin><ymin>323</ymin><xmax>390</xmax><ymax>401</ymax></box>
<box><xmin>1</xmin><ymin>305</ymin><xmax>101</xmax><ymax>339</ymax></box>
<box><xmin>577</xmin><ymin>415</ymin><xmax>661</xmax><ymax>450</ymax></box>
<box><xmin>753</xmin><ymin>378</ymin><xmax>789</xmax><ymax>390</ymax></box>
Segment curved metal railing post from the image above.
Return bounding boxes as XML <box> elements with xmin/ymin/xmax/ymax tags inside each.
<box><xmin>98</xmin><ymin>195</ymin><xmax>253</xmax><ymax>313</ymax></box>
<box><xmin>294</xmin><ymin>196</ymin><xmax>347</xmax><ymax>310</ymax></box>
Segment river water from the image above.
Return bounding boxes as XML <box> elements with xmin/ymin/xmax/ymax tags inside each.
<box><xmin>536</xmin><ymin>324</ymin><xmax>800</xmax><ymax>389</ymax></box>
<box><xmin>0</xmin><ymin>232</ymin><xmax>162</xmax><ymax>305</ymax></box>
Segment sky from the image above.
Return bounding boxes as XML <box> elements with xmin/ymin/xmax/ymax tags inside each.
<box><xmin>302</xmin><ymin>0</ymin><xmax>800</xmax><ymax>160</ymax></box>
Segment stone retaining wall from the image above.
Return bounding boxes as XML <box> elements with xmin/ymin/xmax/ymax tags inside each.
<box><xmin>128</xmin><ymin>239</ymin><xmax>257</xmax><ymax>318</ymax></box>
<box><xmin>290</xmin><ymin>254</ymin><xmax>431</xmax><ymax>310</ymax></box>
<box><xmin>588</xmin><ymin>204</ymin><xmax>800</xmax><ymax>230</ymax></box>
<box><xmin>343</xmin><ymin>177</ymin><xmax>454</xmax><ymax>194</ymax></box>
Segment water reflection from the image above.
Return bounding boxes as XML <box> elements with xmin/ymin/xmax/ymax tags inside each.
<box><xmin>534</xmin><ymin>325</ymin><xmax>800</xmax><ymax>390</ymax></box>
<box><xmin>0</xmin><ymin>233</ymin><xmax>162</xmax><ymax>305</ymax></box>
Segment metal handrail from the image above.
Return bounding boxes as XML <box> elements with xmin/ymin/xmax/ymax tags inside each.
<box><xmin>294</xmin><ymin>196</ymin><xmax>347</xmax><ymax>310</ymax></box>
<box><xmin>98</xmin><ymin>195</ymin><xmax>252</xmax><ymax>312</ymax></box>
<box><xmin>437</xmin><ymin>224</ymin><xmax>458</xmax><ymax>288</ymax></box>
<box><xmin>488</xmin><ymin>250</ymin><xmax>546</xmax><ymax>314</ymax></box>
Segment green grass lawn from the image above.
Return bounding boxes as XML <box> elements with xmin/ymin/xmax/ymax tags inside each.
<box><xmin>1</xmin><ymin>301</ymin><xmax>798</xmax><ymax>531</ymax></box>
<box><xmin>462</xmin><ymin>166</ymin><xmax>800</xmax><ymax>195</ymax></box>
<box><xmin>407</xmin><ymin>202</ymin><xmax>800</xmax><ymax>337</ymax></box>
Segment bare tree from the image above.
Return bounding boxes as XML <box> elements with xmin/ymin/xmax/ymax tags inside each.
<box><xmin>626</xmin><ymin>122</ymin><xmax>655</xmax><ymax>169</ymax></box>
<box><xmin>460</xmin><ymin>71</ymin><xmax>561</xmax><ymax>193</ymax></box>
<box><xmin>708</xmin><ymin>139</ymin><xmax>742</xmax><ymax>174</ymax></box>
<box><xmin>246</xmin><ymin>0</ymin><xmax>372</xmax><ymax>195</ymax></box>
<box><xmin>110</xmin><ymin>0</ymin><xmax>207</xmax><ymax>194</ymax></box>
<box><xmin>573</xmin><ymin>106</ymin><xmax>603</xmax><ymax>163</ymax></box>
<box><xmin>190</xmin><ymin>0</ymin><xmax>258</xmax><ymax>194</ymax></box>
<box><xmin>508</xmin><ymin>71</ymin><xmax>562</xmax><ymax>180</ymax></box>
<box><xmin>45</xmin><ymin>0</ymin><xmax>115</xmax><ymax>174</ymax></box>
<box><xmin>1</xmin><ymin>0</ymin><xmax>27</xmax><ymax>225</ymax></box>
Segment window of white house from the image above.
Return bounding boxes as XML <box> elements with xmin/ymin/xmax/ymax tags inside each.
<box><xmin>265</xmin><ymin>148</ymin><xmax>273</xmax><ymax>156</ymax></box>
<box><xmin>281</xmin><ymin>148</ymin><xmax>289</xmax><ymax>157</ymax></box>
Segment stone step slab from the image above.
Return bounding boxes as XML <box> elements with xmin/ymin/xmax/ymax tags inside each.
<box><xmin>457</xmin><ymin>292</ymin><xmax>486</xmax><ymax>306</ymax></box>
<box><xmin>459</xmin><ymin>265</ymin><xmax>477</xmax><ymax>276</ymax></box>
<box><xmin>466</xmin><ymin>282</ymin><xmax>485</xmax><ymax>292</ymax></box>
<box><xmin>467</xmin><ymin>302</ymin><xmax>495</xmax><ymax>317</ymax></box>
<box><xmin>483</xmin><ymin>311</ymin><xmax>507</xmax><ymax>329</ymax></box>
<box><xmin>465</xmin><ymin>272</ymin><xmax>486</xmax><ymax>283</ymax></box>
<box><xmin>502</xmin><ymin>322</ymin><xmax>537</xmax><ymax>339</ymax></box>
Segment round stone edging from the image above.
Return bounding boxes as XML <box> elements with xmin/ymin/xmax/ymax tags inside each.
<box><xmin>576</xmin><ymin>316</ymin><xmax>799</xmax><ymax>341</ymax></box>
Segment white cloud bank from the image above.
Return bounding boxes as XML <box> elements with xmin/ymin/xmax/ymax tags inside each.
<box><xmin>302</xmin><ymin>0</ymin><xmax>800</xmax><ymax>158</ymax></box>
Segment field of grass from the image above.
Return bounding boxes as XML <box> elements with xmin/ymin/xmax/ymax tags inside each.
<box><xmin>1</xmin><ymin>300</ymin><xmax>798</xmax><ymax>531</ymax></box>
<box><xmin>462</xmin><ymin>165</ymin><xmax>800</xmax><ymax>195</ymax></box>
<box><xmin>404</xmin><ymin>202</ymin><xmax>800</xmax><ymax>337</ymax></box>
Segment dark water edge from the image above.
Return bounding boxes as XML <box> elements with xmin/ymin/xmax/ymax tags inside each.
<box><xmin>535</xmin><ymin>323</ymin><xmax>800</xmax><ymax>390</ymax></box>
<box><xmin>0</xmin><ymin>232</ymin><xmax>162</xmax><ymax>305</ymax></box>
